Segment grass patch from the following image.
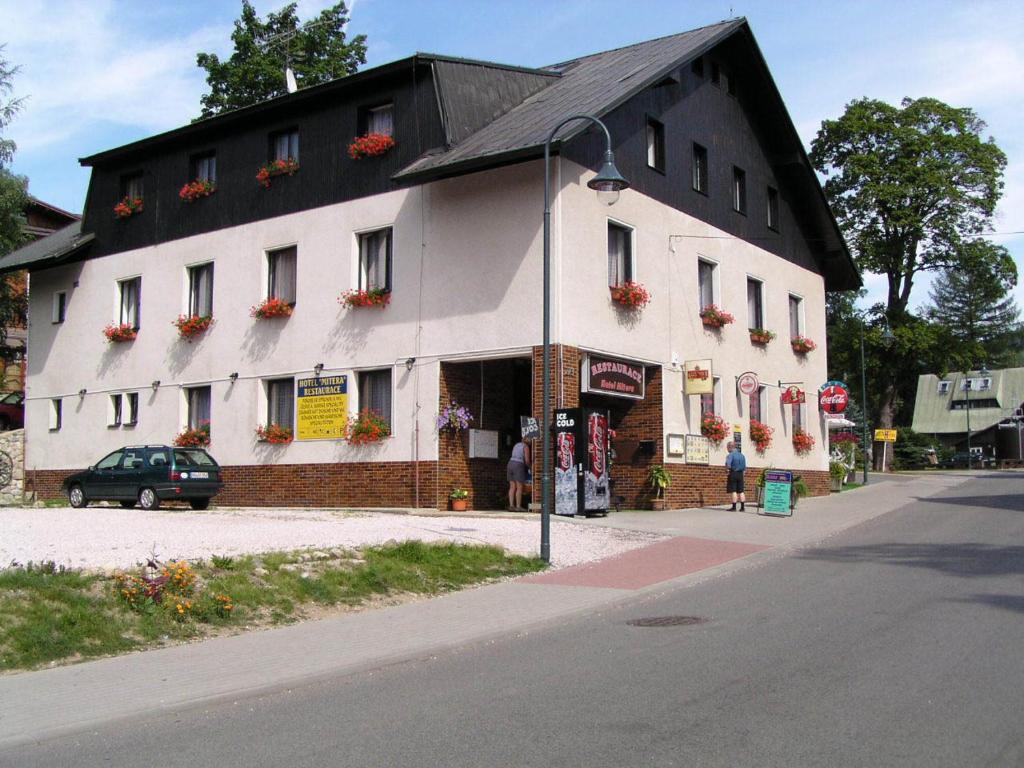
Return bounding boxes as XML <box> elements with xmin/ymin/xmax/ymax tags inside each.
<box><xmin>0</xmin><ymin>542</ymin><xmax>545</xmax><ymax>673</ymax></box>
<box><xmin>840</xmin><ymin>482</ymin><xmax>864</xmax><ymax>491</ymax></box>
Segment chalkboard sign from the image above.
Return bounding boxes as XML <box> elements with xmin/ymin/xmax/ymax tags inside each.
<box><xmin>762</xmin><ymin>470</ymin><xmax>793</xmax><ymax>517</ymax></box>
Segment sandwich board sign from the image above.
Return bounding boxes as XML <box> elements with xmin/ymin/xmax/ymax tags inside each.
<box><xmin>762</xmin><ymin>470</ymin><xmax>794</xmax><ymax>517</ymax></box>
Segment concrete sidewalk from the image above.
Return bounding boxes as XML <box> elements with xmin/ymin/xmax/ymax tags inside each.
<box><xmin>0</xmin><ymin>471</ymin><xmax>973</xmax><ymax>748</ymax></box>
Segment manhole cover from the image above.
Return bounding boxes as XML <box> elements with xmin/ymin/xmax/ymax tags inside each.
<box><xmin>625</xmin><ymin>616</ymin><xmax>708</xmax><ymax>627</ymax></box>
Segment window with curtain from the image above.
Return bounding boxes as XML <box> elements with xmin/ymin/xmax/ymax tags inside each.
<box><xmin>367</xmin><ymin>104</ymin><xmax>394</xmax><ymax>136</ymax></box>
<box><xmin>191</xmin><ymin>152</ymin><xmax>216</xmax><ymax>183</ymax></box>
<box><xmin>792</xmin><ymin>403</ymin><xmax>803</xmax><ymax>431</ymax></box>
<box><xmin>189</xmin><ymin>263</ymin><xmax>214</xmax><ymax>316</ymax></box>
<box><xmin>700</xmin><ymin>378</ymin><xmax>719</xmax><ymax>416</ymax></box>
<box><xmin>119</xmin><ymin>277</ymin><xmax>141</xmax><ymax>329</ymax></box>
<box><xmin>749</xmin><ymin>387</ymin><xmax>764</xmax><ymax>423</ymax></box>
<box><xmin>359</xmin><ymin>369</ymin><xmax>392</xmax><ymax>427</ymax></box>
<box><xmin>607</xmin><ymin>222</ymin><xmax>633</xmax><ymax>287</ymax></box>
<box><xmin>267</xmin><ymin>378</ymin><xmax>294</xmax><ymax>429</ymax></box>
<box><xmin>186</xmin><ymin>386</ymin><xmax>211</xmax><ymax>430</ymax></box>
<box><xmin>120</xmin><ymin>172</ymin><xmax>143</xmax><ymax>200</ymax></box>
<box><xmin>747</xmin><ymin>278</ymin><xmax>763</xmax><ymax>330</ymax></box>
<box><xmin>268</xmin><ymin>247</ymin><xmax>297</xmax><ymax>304</ymax></box>
<box><xmin>646</xmin><ymin>117</ymin><xmax>665</xmax><ymax>171</ymax></box>
<box><xmin>270</xmin><ymin>128</ymin><xmax>299</xmax><ymax>162</ymax></box>
<box><xmin>698</xmin><ymin>259</ymin><xmax>715</xmax><ymax>308</ymax></box>
<box><xmin>359</xmin><ymin>228</ymin><xmax>392</xmax><ymax>292</ymax></box>
<box><xmin>789</xmin><ymin>294</ymin><xmax>802</xmax><ymax>338</ymax></box>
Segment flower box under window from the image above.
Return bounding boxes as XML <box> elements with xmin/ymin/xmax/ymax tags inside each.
<box><xmin>174</xmin><ymin>422</ymin><xmax>211</xmax><ymax>448</ymax></box>
<box><xmin>791</xmin><ymin>335</ymin><xmax>817</xmax><ymax>354</ymax></box>
<box><xmin>348</xmin><ymin>409</ymin><xmax>391</xmax><ymax>444</ymax></box>
<box><xmin>793</xmin><ymin>428</ymin><xmax>816</xmax><ymax>455</ymax></box>
<box><xmin>256</xmin><ymin>424</ymin><xmax>293</xmax><ymax>444</ymax></box>
<box><xmin>250</xmin><ymin>298</ymin><xmax>293</xmax><ymax>319</ymax></box>
<box><xmin>700</xmin><ymin>304</ymin><xmax>734</xmax><ymax>328</ymax></box>
<box><xmin>340</xmin><ymin>288</ymin><xmax>391</xmax><ymax>309</ymax></box>
<box><xmin>179</xmin><ymin>180</ymin><xmax>216</xmax><ymax>203</ymax></box>
<box><xmin>113</xmin><ymin>197</ymin><xmax>144</xmax><ymax>219</ymax></box>
<box><xmin>348</xmin><ymin>133</ymin><xmax>396</xmax><ymax>160</ymax></box>
<box><xmin>609</xmin><ymin>281</ymin><xmax>650</xmax><ymax>309</ymax></box>
<box><xmin>174</xmin><ymin>314</ymin><xmax>214</xmax><ymax>340</ymax></box>
<box><xmin>749</xmin><ymin>328</ymin><xmax>776</xmax><ymax>345</ymax></box>
<box><xmin>104</xmin><ymin>323</ymin><xmax>137</xmax><ymax>343</ymax></box>
<box><xmin>256</xmin><ymin>158</ymin><xmax>299</xmax><ymax>189</ymax></box>
<box><xmin>749</xmin><ymin>419</ymin><xmax>773</xmax><ymax>453</ymax></box>
<box><xmin>700</xmin><ymin>412</ymin><xmax>728</xmax><ymax>442</ymax></box>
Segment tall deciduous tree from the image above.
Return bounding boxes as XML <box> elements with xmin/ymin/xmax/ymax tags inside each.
<box><xmin>924</xmin><ymin>240</ymin><xmax>1022</xmax><ymax>369</ymax></box>
<box><xmin>0</xmin><ymin>45</ymin><xmax>29</xmax><ymax>345</ymax></box>
<box><xmin>811</xmin><ymin>97</ymin><xmax>1007</xmax><ymax>430</ymax></box>
<box><xmin>195</xmin><ymin>1</ymin><xmax>366</xmax><ymax>120</ymax></box>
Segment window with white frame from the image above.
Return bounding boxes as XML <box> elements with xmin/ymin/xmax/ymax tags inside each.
<box><xmin>607</xmin><ymin>221</ymin><xmax>634</xmax><ymax>287</ymax></box>
<box><xmin>747</xmin><ymin>277</ymin><xmax>764</xmax><ymax>330</ymax></box>
<box><xmin>186</xmin><ymin>385</ymin><xmax>211</xmax><ymax>430</ymax></box>
<box><xmin>270</xmin><ymin>128</ymin><xmax>299</xmax><ymax>162</ymax></box>
<box><xmin>119</xmin><ymin>277</ymin><xmax>141</xmax><ymax>329</ymax></box>
<box><xmin>358</xmin><ymin>228</ymin><xmax>392</xmax><ymax>292</ymax></box>
<box><xmin>125</xmin><ymin>392</ymin><xmax>139</xmax><ymax>426</ymax></box>
<box><xmin>267</xmin><ymin>378</ymin><xmax>294</xmax><ymax>429</ymax></box>
<box><xmin>50</xmin><ymin>399</ymin><xmax>62</xmax><ymax>431</ymax></box>
<box><xmin>52</xmin><ymin>291</ymin><xmax>67</xmax><ymax>324</ymax></box>
<box><xmin>109</xmin><ymin>394</ymin><xmax>123</xmax><ymax>427</ymax></box>
<box><xmin>698</xmin><ymin>259</ymin><xmax>716</xmax><ymax>309</ymax></box>
<box><xmin>937</xmin><ymin>381</ymin><xmax>951</xmax><ymax>394</ymax></box>
<box><xmin>359</xmin><ymin>369</ymin><xmax>392</xmax><ymax>429</ymax></box>
<box><xmin>646</xmin><ymin>117</ymin><xmax>665</xmax><ymax>172</ymax></box>
<box><xmin>789</xmin><ymin>294</ymin><xmax>803</xmax><ymax>338</ymax></box>
<box><xmin>700</xmin><ymin>376</ymin><xmax>721</xmax><ymax>416</ymax></box>
<box><xmin>190</xmin><ymin>151</ymin><xmax>216</xmax><ymax>183</ymax></box>
<box><xmin>367</xmin><ymin>103</ymin><xmax>394</xmax><ymax>136</ymax></box>
<box><xmin>268</xmin><ymin>246</ymin><xmax>297</xmax><ymax>305</ymax></box>
<box><xmin>189</xmin><ymin>262</ymin><xmax>214</xmax><ymax>317</ymax></box>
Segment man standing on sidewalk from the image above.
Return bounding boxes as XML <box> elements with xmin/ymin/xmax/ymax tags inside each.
<box><xmin>725</xmin><ymin>441</ymin><xmax>746</xmax><ymax>512</ymax></box>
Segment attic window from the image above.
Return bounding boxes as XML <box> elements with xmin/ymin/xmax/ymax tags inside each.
<box><xmin>270</xmin><ymin>128</ymin><xmax>299</xmax><ymax>163</ymax></box>
<box><xmin>366</xmin><ymin>103</ymin><xmax>394</xmax><ymax>137</ymax></box>
<box><xmin>646</xmin><ymin>117</ymin><xmax>665</xmax><ymax>172</ymax></box>
<box><xmin>120</xmin><ymin>172</ymin><xmax>143</xmax><ymax>201</ymax></box>
<box><xmin>937</xmin><ymin>381</ymin><xmax>951</xmax><ymax>394</ymax></box>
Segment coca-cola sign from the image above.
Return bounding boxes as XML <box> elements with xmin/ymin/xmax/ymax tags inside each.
<box><xmin>583</xmin><ymin>354</ymin><xmax>645</xmax><ymax>400</ymax></box>
<box><xmin>819</xmin><ymin>381</ymin><xmax>850</xmax><ymax>414</ymax></box>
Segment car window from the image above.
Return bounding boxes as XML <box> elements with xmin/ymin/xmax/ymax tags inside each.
<box><xmin>96</xmin><ymin>451</ymin><xmax>124</xmax><ymax>470</ymax></box>
<box><xmin>122</xmin><ymin>450</ymin><xmax>145</xmax><ymax>469</ymax></box>
<box><xmin>173</xmin><ymin>448</ymin><xmax>217</xmax><ymax>467</ymax></box>
<box><xmin>148</xmin><ymin>451</ymin><xmax>169</xmax><ymax>467</ymax></box>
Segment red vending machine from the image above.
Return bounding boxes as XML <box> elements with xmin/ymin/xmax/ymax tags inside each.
<box><xmin>553</xmin><ymin>407</ymin><xmax>611</xmax><ymax>517</ymax></box>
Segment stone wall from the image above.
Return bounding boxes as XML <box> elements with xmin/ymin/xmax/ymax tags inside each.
<box><xmin>0</xmin><ymin>429</ymin><xmax>24</xmax><ymax>505</ymax></box>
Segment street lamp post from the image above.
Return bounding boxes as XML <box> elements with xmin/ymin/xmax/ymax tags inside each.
<box><xmin>859</xmin><ymin>326</ymin><xmax>869</xmax><ymax>485</ymax></box>
<box><xmin>541</xmin><ymin>115</ymin><xmax>628</xmax><ymax>563</ymax></box>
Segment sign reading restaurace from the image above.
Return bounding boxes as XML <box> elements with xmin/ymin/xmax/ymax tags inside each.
<box><xmin>583</xmin><ymin>354</ymin><xmax>645</xmax><ymax>400</ymax></box>
<box><xmin>296</xmin><ymin>375</ymin><xmax>348</xmax><ymax>441</ymax></box>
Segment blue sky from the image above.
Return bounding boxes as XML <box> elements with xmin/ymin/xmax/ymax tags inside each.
<box><xmin>3</xmin><ymin>0</ymin><xmax>1022</xmax><ymax>310</ymax></box>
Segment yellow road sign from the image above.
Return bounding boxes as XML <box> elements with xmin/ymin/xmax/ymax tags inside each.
<box><xmin>874</xmin><ymin>428</ymin><xmax>897</xmax><ymax>442</ymax></box>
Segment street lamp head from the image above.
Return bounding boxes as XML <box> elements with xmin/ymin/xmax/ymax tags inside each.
<box><xmin>588</xmin><ymin>150</ymin><xmax>630</xmax><ymax>206</ymax></box>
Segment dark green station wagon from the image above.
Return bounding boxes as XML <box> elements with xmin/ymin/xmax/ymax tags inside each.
<box><xmin>62</xmin><ymin>445</ymin><xmax>224</xmax><ymax>510</ymax></box>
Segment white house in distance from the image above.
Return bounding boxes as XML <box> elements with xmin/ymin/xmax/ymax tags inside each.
<box><xmin>0</xmin><ymin>18</ymin><xmax>859</xmax><ymax>510</ymax></box>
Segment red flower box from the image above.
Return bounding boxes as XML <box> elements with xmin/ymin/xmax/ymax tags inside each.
<box><xmin>749</xmin><ymin>419</ymin><xmax>774</xmax><ymax>453</ymax></box>
<box><xmin>791</xmin><ymin>335</ymin><xmax>817</xmax><ymax>354</ymax></box>
<box><xmin>250</xmin><ymin>298</ymin><xmax>293</xmax><ymax>319</ymax></box>
<box><xmin>256</xmin><ymin>424</ymin><xmax>293</xmax><ymax>444</ymax></box>
<box><xmin>340</xmin><ymin>288</ymin><xmax>391</xmax><ymax>308</ymax></box>
<box><xmin>103</xmin><ymin>323</ymin><xmax>137</xmax><ymax>343</ymax></box>
<box><xmin>793</xmin><ymin>428</ymin><xmax>816</xmax><ymax>455</ymax></box>
<box><xmin>700</xmin><ymin>304</ymin><xmax>734</xmax><ymax>328</ymax></box>
<box><xmin>749</xmin><ymin>329</ymin><xmax>776</xmax><ymax>345</ymax></box>
<box><xmin>610</xmin><ymin>281</ymin><xmax>650</xmax><ymax>309</ymax></box>
<box><xmin>347</xmin><ymin>409</ymin><xmax>391</xmax><ymax>444</ymax></box>
<box><xmin>256</xmin><ymin>158</ymin><xmax>299</xmax><ymax>189</ymax></box>
<box><xmin>113</xmin><ymin>197</ymin><xmax>143</xmax><ymax>219</ymax></box>
<box><xmin>173</xmin><ymin>314</ymin><xmax>213</xmax><ymax>341</ymax></box>
<box><xmin>348</xmin><ymin>133</ymin><xmax>396</xmax><ymax>160</ymax></box>
<box><xmin>179</xmin><ymin>180</ymin><xmax>216</xmax><ymax>202</ymax></box>
<box><xmin>701</xmin><ymin>413</ymin><xmax>728</xmax><ymax>443</ymax></box>
<box><xmin>174</xmin><ymin>422</ymin><xmax>211</xmax><ymax>447</ymax></box>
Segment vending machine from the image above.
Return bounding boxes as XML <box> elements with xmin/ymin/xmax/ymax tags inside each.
<box><xmin>553</xmin><ymin>407</ymin><xmax>611</xmax><ymax>516</ymax></box>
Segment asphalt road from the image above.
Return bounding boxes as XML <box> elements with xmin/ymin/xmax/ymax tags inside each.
<box><xmin>5</xmin><ymin>473</ymin><xmax>1023</xmax><ymax>767</ymax></box>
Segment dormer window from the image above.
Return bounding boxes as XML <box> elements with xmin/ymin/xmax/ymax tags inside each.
<box><xmin>937</xmin><ymin>381</ymin><xmax>951</xmax><ymax>395</ymax></box>
<box><xmin>120</xmin><ymin>172</ymin><xmax>143</xmax><ymax>201</ymax></box>
<box><xmin>190</xmin><ymin>151</ymin><xmax>216</xmax><ymax>183</ymax></box>
<box><xmin>270</xmin><ymin>128</ymin><xmax>299</xmax><ymax>163</ymax></box>
<box><xmin>366</xmin><ymin>103</ymin><xmax>394</xmax><ymax>137</ymax></box>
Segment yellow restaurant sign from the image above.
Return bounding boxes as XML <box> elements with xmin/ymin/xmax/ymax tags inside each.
<box><xmin>874</xmin><ymin>428</ymin><xmax>898</xmax><ymax>442</ymax></box>
<box><xmin>296</xmin><ymin>375</ymin><xmax>348</xmax><ymax>440</ymax></box>
<box><xmin>684</xmin><ymin>359</ymin><xmax>714</xmax><ymax>395</ymax></box>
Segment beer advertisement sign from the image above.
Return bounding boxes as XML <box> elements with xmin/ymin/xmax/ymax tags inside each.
<box><xmin>295</xmin><ymin>375</ymin><xmax>348</xmax><ymax>441</ymax></box>
<box><xmin>684</xmin><ymin>359</ymin><xmax>714</xmax><ymax>395</ymax></box>
<box><xmin>583</xmin><ymin>354</ymin><xmax>645</xmax><ymax>400</ymax></box>
<box><xmin>819</xmin><ymin>381</ymin><xmax>850</xmax><ymax>415</ymax></box>
<box><xmin>780</xmin><ymin>385</ymin><xmax>806</xmax><ymax>405</ymax></box>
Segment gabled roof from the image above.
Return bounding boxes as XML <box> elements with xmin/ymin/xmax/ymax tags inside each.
<box><xmin>912</xmin><ymin>369</ymin><xmax>1024</xmax><ymax>435</ymax></box>
<box><xmin>396</xmin><ymin>20</ymin><xmax>742</xmax><ymax>181</ymax></box>
<box><xmin>0</xmin><ymin>221</ymin><xmax>93</xmax><ymax>274</ymax></box>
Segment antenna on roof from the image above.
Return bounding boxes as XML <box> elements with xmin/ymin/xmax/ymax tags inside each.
<box><xmin>257</xmin><ymin>18</ymin><xmax>330</xmax><ymax>94</ymax></box>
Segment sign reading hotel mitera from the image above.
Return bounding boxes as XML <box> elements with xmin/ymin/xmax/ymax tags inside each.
<box><xmin>583</xmin><ymin>354</ymin><xmax>645</xmax><ymax>400</ymax></box>
<box><xmin>296</xmin><ymin>375</ymin><xmax>348</xmax><ymax>440</ymax></box>
<box><xmin>684</xmin><ymin>359</ymin><xmax>713</xmax><ymax>395</ymax></box>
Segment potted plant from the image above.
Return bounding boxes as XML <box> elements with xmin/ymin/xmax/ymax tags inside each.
<box><xmin>749</xmin><ymin>328</ymin><xmax>776</xmax><ymax>345</ymax></box>
<box><xmin>347</xmin><ymin>409</ymin><xmax>391</xmax><ymax>444</ymax></box>
<box><xmin>791</xmin><ymin>335</ymin><xmax>817</xmax><ymax>354</ymax></box>
<box><xmin>437</xmin><ymin>401</ymin><xmax>474</xmax><ymax>433</ymax></box>
<box><xmin>255</xmin><ymin>424</ymin><xmax>293</xmax><ymax>444</ymax></box>
<box><xmin>749</xmin><ymin>419</ymin><xmax>773</xmax><ymax>453</ymax></box>
<box><xmin>699</xmin><ymin>304</ymin><xmax>734</xmax><ymax>328</ymax></box>
<box><xmin>256</xmin><ymin>158</ymin><xmax>299</xmax><ymax>189</ymax></box>
<box><xmin>792</xmin><ymin>428</ymin><xmax>816</xmax><ymax>455</ymax></box>
<box><xmin>339</xmin><ymin>288</ymin><xmax>391</xmax><ymax>309</ymax></box>
<box><xmin>179</xmin><ymin>180</ymin><xmax>216</xmax><ymax>202</ymax></box>
<box><xmin>113</xmin><ymin>197</ymin><xmax>143</xmax><ymax>219</ymax></box>
<box><xmin>103</xmin><ymin>323</ymin><xmax>137</xmax><ymax>343</ymax></box>
<box><xmin>348</xmin><ymin>133</ymin><xmax>396</xmax><ymax>159</ymax></box>
<box><xmin>450</xmin><ymin>487</ymin><xmax>469</xmax><ymax>511</ymax></box>
<box><xmin>829</xmin><ymin>460</ymin><xmax>847</xmax><ymax>492</ymax></box>
<box><xmin>250</xmin><ymin>297</ymin><xmax>294</xmax><ymax>319</ymax></box>
<box><xmin>648</xmin><ymin>465</ymin><xmax>670</xmax><ymax>510</ymax></box>
<box><xmin>700</xmin><ymin>412</ymin><xmax>728</xmax><ymax>443</ymax></box>
<box><xmin>173</xmin><ymin>314</ymin><xmax>214</xmax><ymax>341</ymax></box>
<box><xmin>609</xmin><ymin>281</ymin><xmax>650</xmax><ymax>309</ymax></box>
<box><xmin>174</xmin><ymin>422</ymin><xmax>211</xmax><ymax>448</ymax></box>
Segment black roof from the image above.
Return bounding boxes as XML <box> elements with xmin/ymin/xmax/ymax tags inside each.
<box><xmin>0</xmin><ymin>221</ymin><xmax>93</xmax><ymax>274</ymax></box>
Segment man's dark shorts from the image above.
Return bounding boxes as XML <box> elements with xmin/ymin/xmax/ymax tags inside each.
<box><xmin>727</xmin><ymin>469</ymin><xmax>745</xmax><ymax>493</ymax></box>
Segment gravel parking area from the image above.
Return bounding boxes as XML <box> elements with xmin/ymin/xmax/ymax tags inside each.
<box><xmin>0</xmin><ymin>506</ymin><xmax>664</xmax><ymax>571</ymax></box>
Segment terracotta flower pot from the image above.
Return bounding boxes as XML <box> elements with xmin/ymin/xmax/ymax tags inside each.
<box><xmin>451</xmin><ymin>499</ymin><xmax>468</xmax><ymax>511</ymax></box>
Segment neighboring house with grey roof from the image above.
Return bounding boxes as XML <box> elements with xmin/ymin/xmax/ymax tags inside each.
<box><xmin>0</xmin><ymin>18</ymin><xmax>857</xmax><ymax>509</ymax></box>
<box><xmin>911</xmin><ymin>369</ymin><xmax>1024</xmax><ymax>460</ymax></box>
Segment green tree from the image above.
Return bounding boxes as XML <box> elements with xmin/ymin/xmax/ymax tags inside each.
<box><xmin>924</xmin><ymin>239</ymin><xmax>1023</xmax><ymax>369</ymax></box>
<box><xmin>811</xmin><ymin>97</ymin><xmax>1007</xmax><ymax>430</ymax></box>
<box><xmin>0</xmin><ymin>45</ymin><xmax>29</xmax><ymax>344</ymax></box>
<box><xmin>195</xmin><ymin>1</ymin><xmax>366</xmax><ymax>120</ymax></box>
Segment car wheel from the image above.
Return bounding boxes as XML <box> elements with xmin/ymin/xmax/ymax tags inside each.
<box><xmin>189</xmin><ymin>498</ymin><xmax>210</xmax><ymax>511</ymax></box>
<box><xmin>68</xmin><ymin>484</ymin><xmax>88</xmax><ymax>508</ymax></box>
<box><xmin>139</xmin><ymin>488</ymin><xmax>160</xmax><ymax>510</ymax></box>
<box><xmin>119</xmin><ymin>501</ymin><xmax>136</xmax><ymax>509</ymax></box>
